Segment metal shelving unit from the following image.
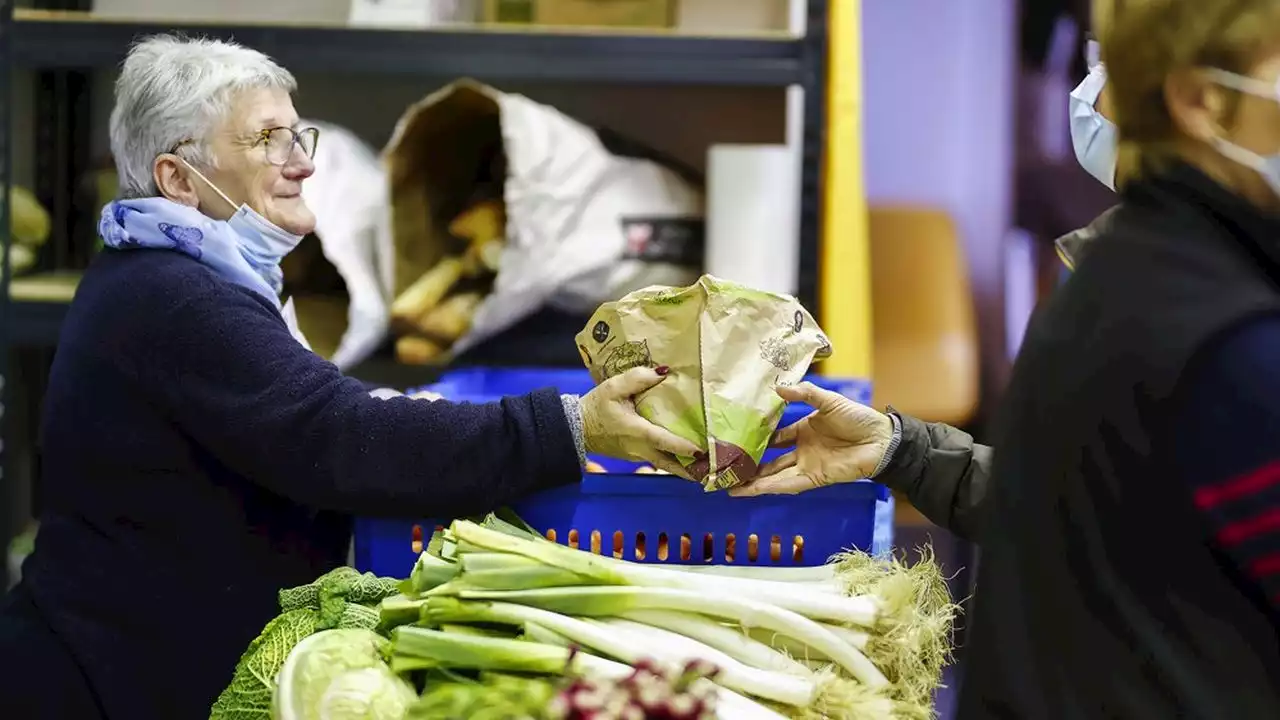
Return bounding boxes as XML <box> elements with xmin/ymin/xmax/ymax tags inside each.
<box><xmin>0</xmin><ymin>0</ymin><xmax>833</xmax><ymax>582</ymax></box>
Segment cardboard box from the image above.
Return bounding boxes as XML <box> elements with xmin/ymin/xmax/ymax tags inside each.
<box><xmin>483</xmin><ymin>0</ymin><xmax>675</xmax><ymax>28</ymax></box>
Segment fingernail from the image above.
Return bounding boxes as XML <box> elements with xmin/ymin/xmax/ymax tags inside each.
<box><xmin>654</xmin><ymin>365</ymin><xmax>670</xmax><ymax>376</ymax></box>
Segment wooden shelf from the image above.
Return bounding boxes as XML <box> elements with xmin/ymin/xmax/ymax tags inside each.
<box><xmin>12</xmin><ymin>9</ymin><xmax>806</xmax><ymax>86</ymax></box>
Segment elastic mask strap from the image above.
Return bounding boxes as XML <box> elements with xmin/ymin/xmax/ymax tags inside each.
<box><xmin>178</xmin><ymin>157</ymin><xmax>241</xmax><ymax>217</ymax></box>
<box><xmin>1204</xmin><ymin>68</ymin><xmax>1278</xmax><ymax>101</ymax></box>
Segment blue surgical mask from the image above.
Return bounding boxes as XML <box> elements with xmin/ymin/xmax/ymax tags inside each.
<box><xmin>1205</xmin><ymin>68</ymin><xmax>1280</xmax><ymax>201</ymax></box>
<box><xmin>226</xmin><ymin>202</ymin><xmax>304</xmax><ymax>266</ymax></box>
<box><xmin>1069</xmin><ymin>62</ymin><xmax>1118</xmax><ymax>190</ymax></box>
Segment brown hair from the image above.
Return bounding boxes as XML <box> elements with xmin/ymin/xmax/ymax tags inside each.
<box><xmin>1096</xmin><ymin>0</ymin><xmax>1280</xmax><ymax>185</ymax></box>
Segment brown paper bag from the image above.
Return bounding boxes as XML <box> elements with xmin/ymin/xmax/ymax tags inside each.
<box><xmin>576</xmin><ymin>275</ymin><xmax>833</xmax><ymax>491</ymax></box>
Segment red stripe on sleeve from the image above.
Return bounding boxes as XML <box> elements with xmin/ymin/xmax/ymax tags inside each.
<box><xmin>1250</xmin><ymin>552</ymin><xmax>1280</xmax><ymax>577</ymax></box>
<box><xmin>1194</xmin><ymin>460</ymin><xmax>1280</xmax><ymax>510</ymax></box>
<box><xmin>1217</xmin><ymin>508</ymin><xmax>1280</xmax><ymax>547</ymax></box>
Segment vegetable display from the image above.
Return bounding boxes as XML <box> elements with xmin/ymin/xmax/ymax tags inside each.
<box><xmin>211</xmin><ymin>512</ymin><xmax>958</xmax><ymax>719</ymax></box>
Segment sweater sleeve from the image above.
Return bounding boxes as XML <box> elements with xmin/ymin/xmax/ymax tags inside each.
<box><xmin>874</xmin><ymin>412</ymin><xmax>992</xmax><ymax>542</ymax></box>
<box><xmin>134</xmin><ymin>285</ymin><xmax>582</xmax><ymax>518</ymax></box>
<box><xmin>1172</xmin><ymin>316</ymin><xmax>1280</xmax><ymax>612</ymax></box>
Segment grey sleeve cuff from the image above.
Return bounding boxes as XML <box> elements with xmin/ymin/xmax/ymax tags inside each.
<box><xmin>560</xmin><ymin>394</ymin><xmax>589</xmax><ymax>468</ymax></box>
<box><xmin>870</xmin><ymin>411</ymin><xmax>904</xmax><ymax>478</ymax></box>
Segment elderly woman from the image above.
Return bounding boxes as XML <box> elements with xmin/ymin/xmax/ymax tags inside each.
<box><xmin>0</xmin><ymin>35</ymin><xmax>699</xmax><ymax>720</ymax></box>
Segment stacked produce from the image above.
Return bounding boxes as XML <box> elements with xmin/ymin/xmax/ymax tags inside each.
<box><xmin>392</xmin><ymin>200</ymin><xmax>504</xmax><ymax>365</ymax></box>
<box><xmin>210</xmin><ymin>567</ymin><xmax>403</xmax><ymax>718</ymax></box>
<box><xmin>10</xmin><ymin>185</ymin><xmax>52</xmax><ymax>275</ymax></box>
<box><xmin>212</xmin><ymin>512</ymin><xmax>957</xmax><ymax>720</ymax></box>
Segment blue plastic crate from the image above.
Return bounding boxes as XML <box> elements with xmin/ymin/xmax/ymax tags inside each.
<box><xmin>357</xmin><ymin>368</ymin><xmax>888</xmax><ymax>576</ymax></box>
<box><xmin>353</xmin><ymin>475</ymin><xmax>894</xmax><ymax>577</ymax></box>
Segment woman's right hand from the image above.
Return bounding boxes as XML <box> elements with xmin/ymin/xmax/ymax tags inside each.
<box><xmin>579</xmin><ymin>366</ymin><xmax>703</xmax><ymax>478</ymax></box>
<box><xmin>729</xmin><ymin>382</ymin><xmax>894</xmax><ymax>497</ymax></box>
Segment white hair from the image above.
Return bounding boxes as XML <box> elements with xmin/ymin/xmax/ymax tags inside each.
<box><xmin>109</xmin><ymin>34</ymin><xmax>297</xmax><ymax>199</ymax></box>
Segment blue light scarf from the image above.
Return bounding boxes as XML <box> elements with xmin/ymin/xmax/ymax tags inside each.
<box><xmin>98</xmin><ymin>198</ymin><xmax>283</xmax><ymax>308</ymax></box>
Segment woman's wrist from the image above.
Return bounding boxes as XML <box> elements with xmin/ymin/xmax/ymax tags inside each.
<box><xmin>559</xmin><ymin>394</ymin><xmax>589</xmax><ymax>468</ymax></box>
<box><xmin>870</xmin><ymin>410</ymin><xmax>904</xmax><ymax>478</ymax></box>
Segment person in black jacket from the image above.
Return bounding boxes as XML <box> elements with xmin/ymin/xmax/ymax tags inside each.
<box><xmin>0</xmin><ymin>35</ymin><xmax>701</xmax><ymax>720</ymax></box>
<box><xmin>757</xmin><ymin>0</ymin><xmax>1280</xmax><ymax>714</ymax></box>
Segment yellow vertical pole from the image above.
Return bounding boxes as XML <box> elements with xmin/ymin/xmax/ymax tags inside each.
<box><xmin>819</xmin><ymin>0</ymin><xmax>872</xmax><ymax>380</ymax></box>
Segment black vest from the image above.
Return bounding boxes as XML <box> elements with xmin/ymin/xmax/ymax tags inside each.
<box><xmin>958</xmin><ymin>164</ymin><xmax>1280</xmax><ymax>719</ymax></box>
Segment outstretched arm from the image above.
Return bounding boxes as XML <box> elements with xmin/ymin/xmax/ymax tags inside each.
<box><xmin>876</xmin><ymin>414</ymin><xmax>993</xmax><ymax>542</ymax></box>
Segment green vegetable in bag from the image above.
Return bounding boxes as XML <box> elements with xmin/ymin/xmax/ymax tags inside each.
<box><xmin>576</xmin><ymin>275</ymin><xmax>832</xmax><ymax>491</ymax></box>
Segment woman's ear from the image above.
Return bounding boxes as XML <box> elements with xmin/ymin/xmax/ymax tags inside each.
<box><xmin>1164</xmin><ymin>69</ymin><xmax>1225</xmax><ymax>143</ymax></box>
<box><xmin>153</xmin><ymin>154</ymin><xmax>199</xmax><ymax>207</ymax></box>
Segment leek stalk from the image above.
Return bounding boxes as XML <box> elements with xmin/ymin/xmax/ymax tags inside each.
<box><xmin>449</xmin><ymin>520</ymin><xmax>883</xmax><ymax>628</ymax></box>
<box><xmin>434</xmin><ymin>585</ymin><xmax>889</xmax><ymax>689</ymax></box>
<box><xmin>617</xmin><ymin>610</ymin><xmax>812</xmax><ymax>675</ymax></box>
<box><xmin>521</xmin><ymin>623</ymin><xmax>790</xmax><ymax>720</ymax></box>
<box><xmin>424</xmin><ymin>597</ymin><xmax>814</xmax><ymax>707</ymax></box>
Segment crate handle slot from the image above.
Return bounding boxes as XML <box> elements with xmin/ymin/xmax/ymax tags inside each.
<box><xmin>517</xmin><ymin>528</ymin><xmax>808</xmax><ymax>566</ymax></box>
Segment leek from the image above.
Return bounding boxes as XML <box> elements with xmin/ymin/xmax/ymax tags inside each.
<box><xmin>617</xmin><ymin>610</ymin><xmax>812</xmax><ymax>675</ymax></box>
<box><xmin>587</xmin><ymin>617</ymin><xmax>821</xmax><ymax>707</ymax></box>
<box><xmin>423</xmin><ymin>596</ymin><xmax>813</xmax><ymax>706</ymax></box>
<box><xmin>449</xmin><ymin>520</ymin><xmax>884</xmax><ymax>628</ymax></box>
<box><xmin>433</xmin><ymin>585</ymin><xmax>889</xmax><ymax>689</ymax></box>
<box><xmin>521</xmin><ymin>623</ymin><xmax>790</xmax><ymax>720</ymax></box>
<box><xmin>400</xmin><ymin>551</ymin><xmax>458</xmax><ymax>595</ymax></box>
<box><xmin>378</xmin><ymin>594</ymin><xmax>426</xmax><ymax>632</ymax></box>
<box><xmin>395</xmin><ymin>625</ymin><xmax>786</xmax><ymax>720</ymax></box>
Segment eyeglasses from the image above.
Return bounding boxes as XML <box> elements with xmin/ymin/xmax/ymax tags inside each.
<box><xmin>166</xmin><ymin>126</ymin><xmax>320</xmax><ymax>166</ymax></box>
<box><xmin>254</xmin><ymin>126</ymin><xmax>320</xmax><ymax>166</ymax></box>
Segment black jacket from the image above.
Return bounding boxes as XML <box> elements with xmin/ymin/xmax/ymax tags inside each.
<box><xmin>958</xmin><ymin>163</ymin><xmax>1280</xmax><ymax>718</ymax></box>
<box><xmin>877</xmin><ymin>210</ymin><xmax>1113</xmax><ymax>541</ymax></box>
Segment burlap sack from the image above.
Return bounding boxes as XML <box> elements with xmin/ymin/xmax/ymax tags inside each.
<box><xmin>576</xmin><ymin>275</ymin><xmax>832</xmax><ymax>491</ymax></box>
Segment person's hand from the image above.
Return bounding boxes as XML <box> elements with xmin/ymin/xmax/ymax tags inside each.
<box><xmin>408</xmin><ymin>389</ymin><xmax>444</xmax><ymax>401</ymax></box>
<box><xmin>729</xmin><ymin>382</ymin><xmax>893</xmax><ymax>497</ymax></box>
<box><xmin>580</xmin><ymin>366</ymin><xmax>703</xmax><ymax>478</ymax></box>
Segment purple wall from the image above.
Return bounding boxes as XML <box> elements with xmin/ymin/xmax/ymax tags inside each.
<box><xmin>861</xmin><ymin>0</ymin><xmax>1019</xmax><ymax>400</ymax></box>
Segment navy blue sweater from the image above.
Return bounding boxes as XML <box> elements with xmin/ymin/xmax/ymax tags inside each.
<box><xmin>16</xmin><ymin>249</ymin><xmax>581</xmax><ymax>719</ymax></box>
<box><xmin>1174</xmin><ymin>318</ymin><xmax>1280</xmax><ymax>616</ymax></box>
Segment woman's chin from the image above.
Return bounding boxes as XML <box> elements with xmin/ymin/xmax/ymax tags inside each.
<box><xmin>269</xmin><ymin>205</ymin><xmax>316</xmax><ymax>236</ymax></box>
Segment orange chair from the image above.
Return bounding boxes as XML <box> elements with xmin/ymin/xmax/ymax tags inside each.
<box><xmin>868</xmin><ymin>207</ymin><xmax>980</xmax><ymax>434</ymax></box>
<box><xmin>865</xmin><ymin>207</ymin><xmax>980</xmax><ymax>526</ymax></box>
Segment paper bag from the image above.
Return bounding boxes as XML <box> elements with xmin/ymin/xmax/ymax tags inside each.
<box><xmin>383</xmin><ymin>79</ymin><xmax>703</xmax><ymax>362</ymax></box>
<box><xmin>576</xmin><ymin>275</ymin><xmax>833</xmax><ymax>491</ymax></box>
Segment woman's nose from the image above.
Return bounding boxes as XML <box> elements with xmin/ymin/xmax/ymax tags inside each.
<box><xmin>282</xmin><ymin>146</ymin><xmax>315</xmax><ymax>180</ymax></box>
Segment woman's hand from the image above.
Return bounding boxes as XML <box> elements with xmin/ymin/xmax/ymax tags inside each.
<box><xmin>580</xmin><ymin>366</ymin><xmax>703</xmax><ymax>478</ymax></box>
<box><xmin>729</xmin><ymin>382</ymin><xmax>894</xmax><ymax>497</ymax></box>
